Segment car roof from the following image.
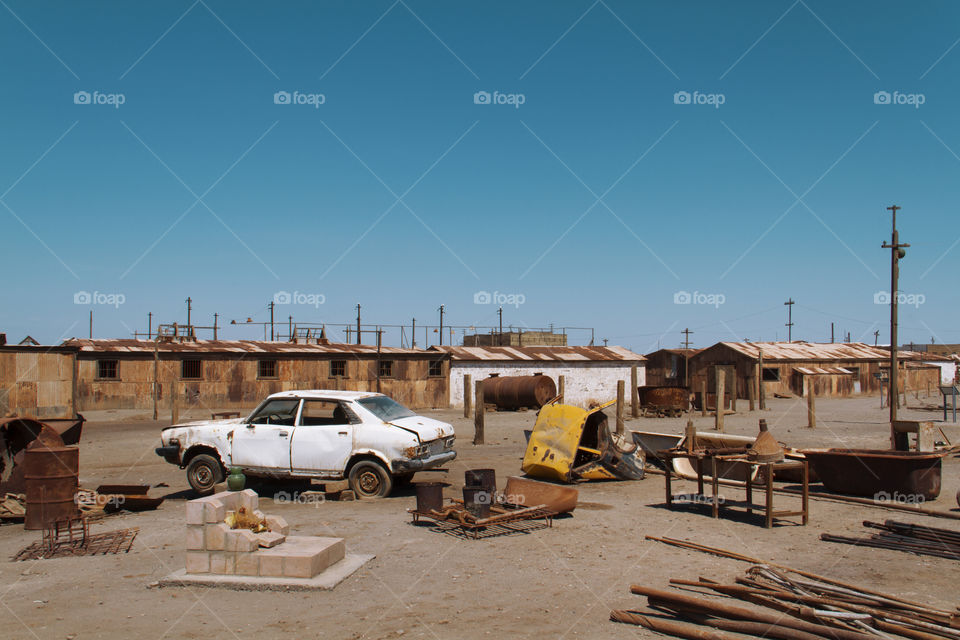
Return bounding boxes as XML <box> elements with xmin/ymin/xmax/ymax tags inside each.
<box><xmin>265</xmin><ymin>390</ymin><xmax>384</xmax><ymax>401</ymax></box>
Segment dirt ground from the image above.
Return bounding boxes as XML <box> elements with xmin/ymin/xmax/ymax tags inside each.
<box><xmin>2</xmin><ymin>394</ymin><xmax>959</xmax><ymax>640</ymax></box>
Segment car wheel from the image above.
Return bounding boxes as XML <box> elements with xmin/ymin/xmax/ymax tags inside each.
<box><xmin>186</xmin><ymin>454</ymin><xmax>224</xmax><ymax>496</ymax></box>
<box><xmin>348</xmin><ymin>460</ymin><xmax>393</xmax><ymax>499</ymax></box>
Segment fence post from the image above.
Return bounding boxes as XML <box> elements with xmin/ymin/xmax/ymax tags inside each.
<box><xmin>714</xmin><ymin>366</ymin><xmax>725</xmax><ymax>432</ymax></box>
<box><xmin>630</xmin><ymin>365</ymin><xmax>639</xmax><ymax>418</ymax></box>
<box><xmin>616</xmin><ymin>380</ymin><xmax>625</xmax><ymax>435</ymax></box>
<box><xmin>473</xmin><ymin>381</ymin><xmax>484</xmax><ymax>445</ymax></box>
<box><xmin>463</xmin><ymin>374</ymin><xmax>472</xmax><ymax>418</ymax></box>
<box><xmin>807</xmin><ymin>376</ymin><xmax>816</xmax><ymax>429</ymax></box>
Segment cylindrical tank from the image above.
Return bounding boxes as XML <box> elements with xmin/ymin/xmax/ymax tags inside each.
<box><xmin>24</xmin><ymin>441</ymin><xmax>79</xmax><ymax>530</ymax></box>
<box><xmin>481</xmin><ymin>374</ymin><xmax>557</xmax><ymax>410</ymax></box>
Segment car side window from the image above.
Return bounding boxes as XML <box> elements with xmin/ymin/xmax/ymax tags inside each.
<box><xmin>249</xmin><ymin>399</ymin><xmax>300</xmax><ymax>426</ymax></box>
<box><xmin>299</xmin><ymin>400</ymin><xmax>353</xmax><ymax>426</ymax></box>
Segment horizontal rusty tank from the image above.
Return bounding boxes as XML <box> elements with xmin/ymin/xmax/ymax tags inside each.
<box><xmin>481</xmin><ymin>374</ymin><xmax>557</xmax><ymax>410</ymax></box>
<box><xmin>24</xmin><ymin>439</ymin><xmax>79</xmax><ymax>530</ymax></box>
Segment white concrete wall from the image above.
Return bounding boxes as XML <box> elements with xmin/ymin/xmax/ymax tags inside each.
<box><xmin>448</xmin><ymin>362</ymin><xmax>645</xmax><ymax>409</ymax></box>
<box><xmin>924</xmin><ymin>361</ymin><xmax>957</xmax><ymax>385</ymax></box>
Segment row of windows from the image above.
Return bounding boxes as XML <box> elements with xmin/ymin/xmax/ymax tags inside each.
<box><xmin>94</xmin><ymin>359</ymin><xmax>445</xmax><ymax>380</ymax></box>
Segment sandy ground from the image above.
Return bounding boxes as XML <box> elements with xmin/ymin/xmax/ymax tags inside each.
<box><xmin>2</xmin><ymin>395</ymin><xmax>959</xmax><ymax>640</ymax></box>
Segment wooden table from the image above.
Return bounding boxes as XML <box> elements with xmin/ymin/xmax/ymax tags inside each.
<box><xmin>662</xmin><ymin>451</ymin><xmax>809</xmax><ymax>528</ymax></box>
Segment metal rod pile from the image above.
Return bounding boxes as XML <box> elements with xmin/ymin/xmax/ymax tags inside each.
<box><xmin>822</xmin><ymin>520</ymin><xmax>960</xmax><ymax>561</ymax></box>
<box><xmin>612</xmin><ymin>564</ymin><xmax>960</xmax><ymax>640</ymax></box>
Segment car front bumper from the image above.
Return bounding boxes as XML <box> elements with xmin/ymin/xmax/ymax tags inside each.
<box><xmin>155</xmin><ymin>444</ymin><xmax>181</xmax><ymax>465</ymax></box>
<box><xmin>393</xmin><ymin>450</ymin><xmax>456</xmax><ymax>473</ymax></box>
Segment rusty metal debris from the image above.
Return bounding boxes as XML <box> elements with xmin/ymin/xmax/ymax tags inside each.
<box><xmin>480</xmin><ymin>374</ymin><xmax>557</xmax><ymax>411</ymax></box>
<box><xmin>821</xmin><ymin>520</ymin><xmax>960</xmax><ymax>560</ymax></box>
<box><xmin>637</xmin><ymin>386</ymin><xmax>689</xmax><ymax>417</ymax></box>
<box><xmin>612</xmin><ymin>562</ymin><xmax>960</xmax><ymax>640</ymax></box>
<box><xmin>93</xmin><ymin>484</ymin><xmax>164</xmax><ymax>512</ymax></box>
<box><xmin>410</xmin><ymin>502</ymin><xmax>555</xmax><ymax>540</ymax></box>
<box><xmin>1</xmin><ymin>493</ymin><xmax>26</xmax><ymax>522</ymax></box>
<box><xmin>799</xmin><ymin>447</ymin><xmax>948</xmax><ymax>499</ymax></box>
<box><xmin>12</xmin><ymin>516</ymin><xmax>138</xmax><ymax>561</ymax></box>
<box><xmin>23</xmin><ymin>437</ymin><xmax>80</xmax><ymax>530</ymax></box>
<box><xmin>502</xmin><ymin>476</ymin><xmax>578</xmax><ymax>514</ymax></box>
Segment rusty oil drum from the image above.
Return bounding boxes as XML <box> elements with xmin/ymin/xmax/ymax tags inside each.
<box><xmin>481</xmin><ymin>374</ymin><xmax>557</xmax><ymax>410</ymax></box>
<box><xmin>23</xmin><ymin>441</ymin><xmax>79</xmax><ymax>530</ymax></box>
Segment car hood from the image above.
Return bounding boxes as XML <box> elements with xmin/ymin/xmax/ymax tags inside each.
<box><xmin>389</xmin><ymin>416</ymin><xmax>454</xmax><ymax>442</ymax></box>
<box><xmin>162</xmin><ymin>417</ymin><xmax>246</xmax><ymax>432</ymax></box>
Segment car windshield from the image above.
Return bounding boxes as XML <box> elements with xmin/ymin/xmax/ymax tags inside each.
<box><xmin>248</xmin><ymin>398</ymin><xmax>300</xmax><ymax>425</ymax></box>
<box><xmin>357</xmin><ymin>396</ymin><xmax>416</xmax><ymax>422</ymax></box>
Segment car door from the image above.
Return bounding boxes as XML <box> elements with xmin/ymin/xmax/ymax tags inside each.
<box><xmin>289</xmin><ymin>399</ymin><xmax>356</xmax><ymax>475</ymax></box>
<box><xmin>231</xmin><ymin>398</ymin><xmax>300</xmax><ymax>473</ymax></box>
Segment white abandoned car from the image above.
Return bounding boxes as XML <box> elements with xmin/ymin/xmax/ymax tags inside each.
<box><xmin>155</xmin><ymin>390</ymin><xmax>456</xmax><ymax>498</ymax></box>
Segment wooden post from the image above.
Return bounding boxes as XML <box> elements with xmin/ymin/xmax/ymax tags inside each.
<box><xmin>758</xmin><ymin>352</ymin><xmax>766</xmax><ymax>410</ymax></box>
<box><xmin>152</xmin><ymin>340</ymin><xmax>159</xmax><ymax>421</ymax></box>
<box><xmin>171</xmin><ymin>379</ymin><xmax>179</xmax><ymax>426</ymax></box>
<box><xmin>71</xmin><ymin>352</ymin><xmax>79</xmax><ymax>418</ymax></box>
<box><xmin>807</xmin><ymin>376</ymin><xmax>816</xmax><ymax>429</ymax></box>
<box><xmin>684</xmin><ymin>419</ymin><xmax>696</xmax><ymax>453</ymax></box>
<box><xmin>714</xmin><ymin>366</ymin><xmax>725</xmax><ymax>432</ymax></box>
<box><xmin>473</xmin><ymin>381</ymin><xmax>484</xmax><ymax>445</ymax></box>
<box><xmin>701</xmin><ymin>379</ymin><xmax>707</xmax><ymax>417</ymax></box>
<box><xmin>616</xmin><ymin>380</ymin><xmax>625</xmax><ymax>435</ymax></box>
<box><xmin>748</xmin><ymin>375</ymin><xmax>756</xmax><ymax>411</ymax></box>
<box><xmin>630</xmin><ymin>365</ymin><xmax>639</xmax><ymax>418</ymax></box>
<box><xmin>463</xmin><ymin>374</ymin><xmax>472</xmax><ymax>418</ymax></box>
<box><xmin>728</xmin><ymin>369</ymin><xmax>737</xmax><ymax>412</ymax></box>
<box><xmin>558</xmin><ymin>375</ymin><xmax>565</xmax><ymax>404</ymax></box>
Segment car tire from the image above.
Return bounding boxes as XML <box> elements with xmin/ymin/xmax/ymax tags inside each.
<box><xmin>186</xmin><ymin>454</ymin><xmax>224</xmax><ymax>496</ymax></box>
<box><xmin>348</xmin><ymin>460</ymin><xmax>393</xmax><ymax>499</ymax></box>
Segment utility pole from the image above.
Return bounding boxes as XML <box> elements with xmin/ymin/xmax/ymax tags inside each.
<box><xmin>148</xmin><ymin>312</ymin><xmax>153</xmax><ymax>339</ymax></box>
<box><xmin>438</xmin><ymin>304</ymin><xmax>445</xmax><ymax>346</ymax></box>
<box><xmin>269</xmin><ymin>301</ymin><xmax>275</xmax><ymax>341</ymax></box>
<box><xmin>784</xmin><ymin>298</ymin><xmax>795</xmax><ymax>342</ymax></box>
<box><xmin>882</xmin><ymin>204</ymin><xmax>909</xmax><ymax>438</ymax></box>
<box><xmin>603</xmin><ymin>338</ymin><xmax>609</xmax><ymax>347</ymax></box>
<box><xmin>89</xmin><ymin>310</ymin><xmax>93</xmax><ymax>339</ymax></box>
<box><xmin>411</xmin><ymin>318</ymin><xmax>416</xmax><ymax>348</ymax></box>
<box><xmin>288</xmin><ymin>315</ymin><xmax>292</xmax><ymax>342</ymax></box>
<box><xmin>874</xmin><ymin>329</ymin><xmax>879</xmax><ymax>346</ymax></box>
<box><xmin>498</xmin><ymin>307</ymin><xmax>503</xmax><ymax>346</ymax></box>
<box><xmin>213</xmin><ymin>313</ymin><xmax>218</xmax><ymax>340</ymax></box>
<box><xmin>681</xmin><ymin>328</ymin><xmax>693</xmax><ymax>349</ymax></box>
<box><xmin>831</xmin><ymin>322</ymin><xmax>834</xmax><ymax>343</ymax></box>
<box><xmin>186</xmin><ymin>297</ymin><xmax>192</xmax><ymax>329</ymax></box>
<box><xmin>356</xmin><ymin>304</ymin><xmax>361</xmax><ymax>345</ymax></box>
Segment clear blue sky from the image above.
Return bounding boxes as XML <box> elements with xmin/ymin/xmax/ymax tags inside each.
<box><xmin>2</xmin><ymin>1</ymin><xmax>958</xmax><ymax>353</ymax></box>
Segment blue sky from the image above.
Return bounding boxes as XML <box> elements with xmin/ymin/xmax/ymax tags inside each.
<box><xmin>2</xmin><ymin>1</ymin><xmax>959</xmax><ymax>353</ymax></box>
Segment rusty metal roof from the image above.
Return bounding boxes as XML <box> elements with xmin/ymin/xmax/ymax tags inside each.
<box><xmin>645</xmin><ymin>348</ymin><xmax>702</xmax><ymax>358</ymax></box>
<box><xmin>61</xmin><ymin>338</ymin><xmax>437</xmax><ymax>357</ymax></box>
<box><xmin>428</xmin><ymin>345</ymin><xmax>645</xmax><ymax>362</ymax></box>
<box><xmin>717</xmin><ymin>342</ymin><xmax>891</xmax><ymax>362</ymax></box>
<box><xmin>794</xmin><ymin>366</ymin><xmax>854</xmax><ymax>375</ymax></box>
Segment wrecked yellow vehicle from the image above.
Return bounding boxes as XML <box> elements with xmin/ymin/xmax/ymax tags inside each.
<box><xmin>522</xmin><ymin>401</ymin><xmax>645</xmax><ymax>483</ymax></box>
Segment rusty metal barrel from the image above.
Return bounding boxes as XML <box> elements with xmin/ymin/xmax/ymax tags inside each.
<box><xmin>480</xmin><ymin>374</ymin><xmax>557</xmax><ymax>410</ymax></box>
<box><xmin>638</xmin><ymin>386</ymin><xmax>689</xmax><ymax>412</ymax></box>
<box><xmin>23</xmin><ymin>440</ymin><xmax>79</xmax><ymax>530</ymax></box>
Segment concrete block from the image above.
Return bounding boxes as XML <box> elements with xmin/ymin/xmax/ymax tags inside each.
<box><xmin>259</xmin><ymin>554</ymin><xmax>284</xmax><ymax>578</ymax></box>
<box><xmin>209</xmin><ymin>552</ymin><xmax>236</xmax><ymax>575</ymax></box>
<box><xmin>239</xmin><ymin>488</ymin><xmax>259</xmax><ymax>512</ymax></box>
<box><xmin>257</xmin><ymin>531</ymin><xmax>285</xmax><ymax>548</ymax></box>
<box><xmin>265</xmin><ymin>515</ymin><xmax>289</xmax><ymax>535</ymax></box>
<box><xmin>213</xmin><ymin>491</ymin><xmax>241</xmax><ymax>511</ymax></box>
<box><xmin>185</xmin><ymin>551</ymin><xmax>209</xmax><ymax>574</ymax></box>
<box><xmin>323</xmin><ymin>479</ymin><xmax>349</xmax><ymax>493</ymax></box>
<box><xmin>235</xmin><ymin>552</ymin><xmax>260</xmax><ymax>576</ymax></box>
<box><xmin>252</xmin><ymin>510</ymin><xmax>266</xmax><ymax>522</ymax></box>
<box><xmin>204</xmin><ymin>523</ymin><xmax>229</xmax><ymax>551</ymax></box>
<box><xmin>224</xmin><ymin>528</ymin><xmax>259</xmax><ymax>552</ymax></box>
<box><xmin>204</xmin><ymin>499</ymin><xmax>226</xmax><ymax>524</ymax></box>
<box><xmin>186</xmin><ymin>525</ymin><xmax>205</xmax><ymax>550</ymax></box>
<box><xmin>185</xmin><ymin>501</ymin><xmax>205</xmax><ymax>525</ymax></box>
<box><xmin>338</xmin><ymin>490</ymin><xmax>355</xmax><ymax>502</ymax></box>
<box><xmin>259</xmin><ymin>536</ymin><xmax>345</xmax><ymax>579</ymax></box>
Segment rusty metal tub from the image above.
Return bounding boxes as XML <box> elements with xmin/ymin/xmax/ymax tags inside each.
<box><xmin>799</xmin><ymin>448</ymin><xmax>948</xmax><ymax>500</ymax></box>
